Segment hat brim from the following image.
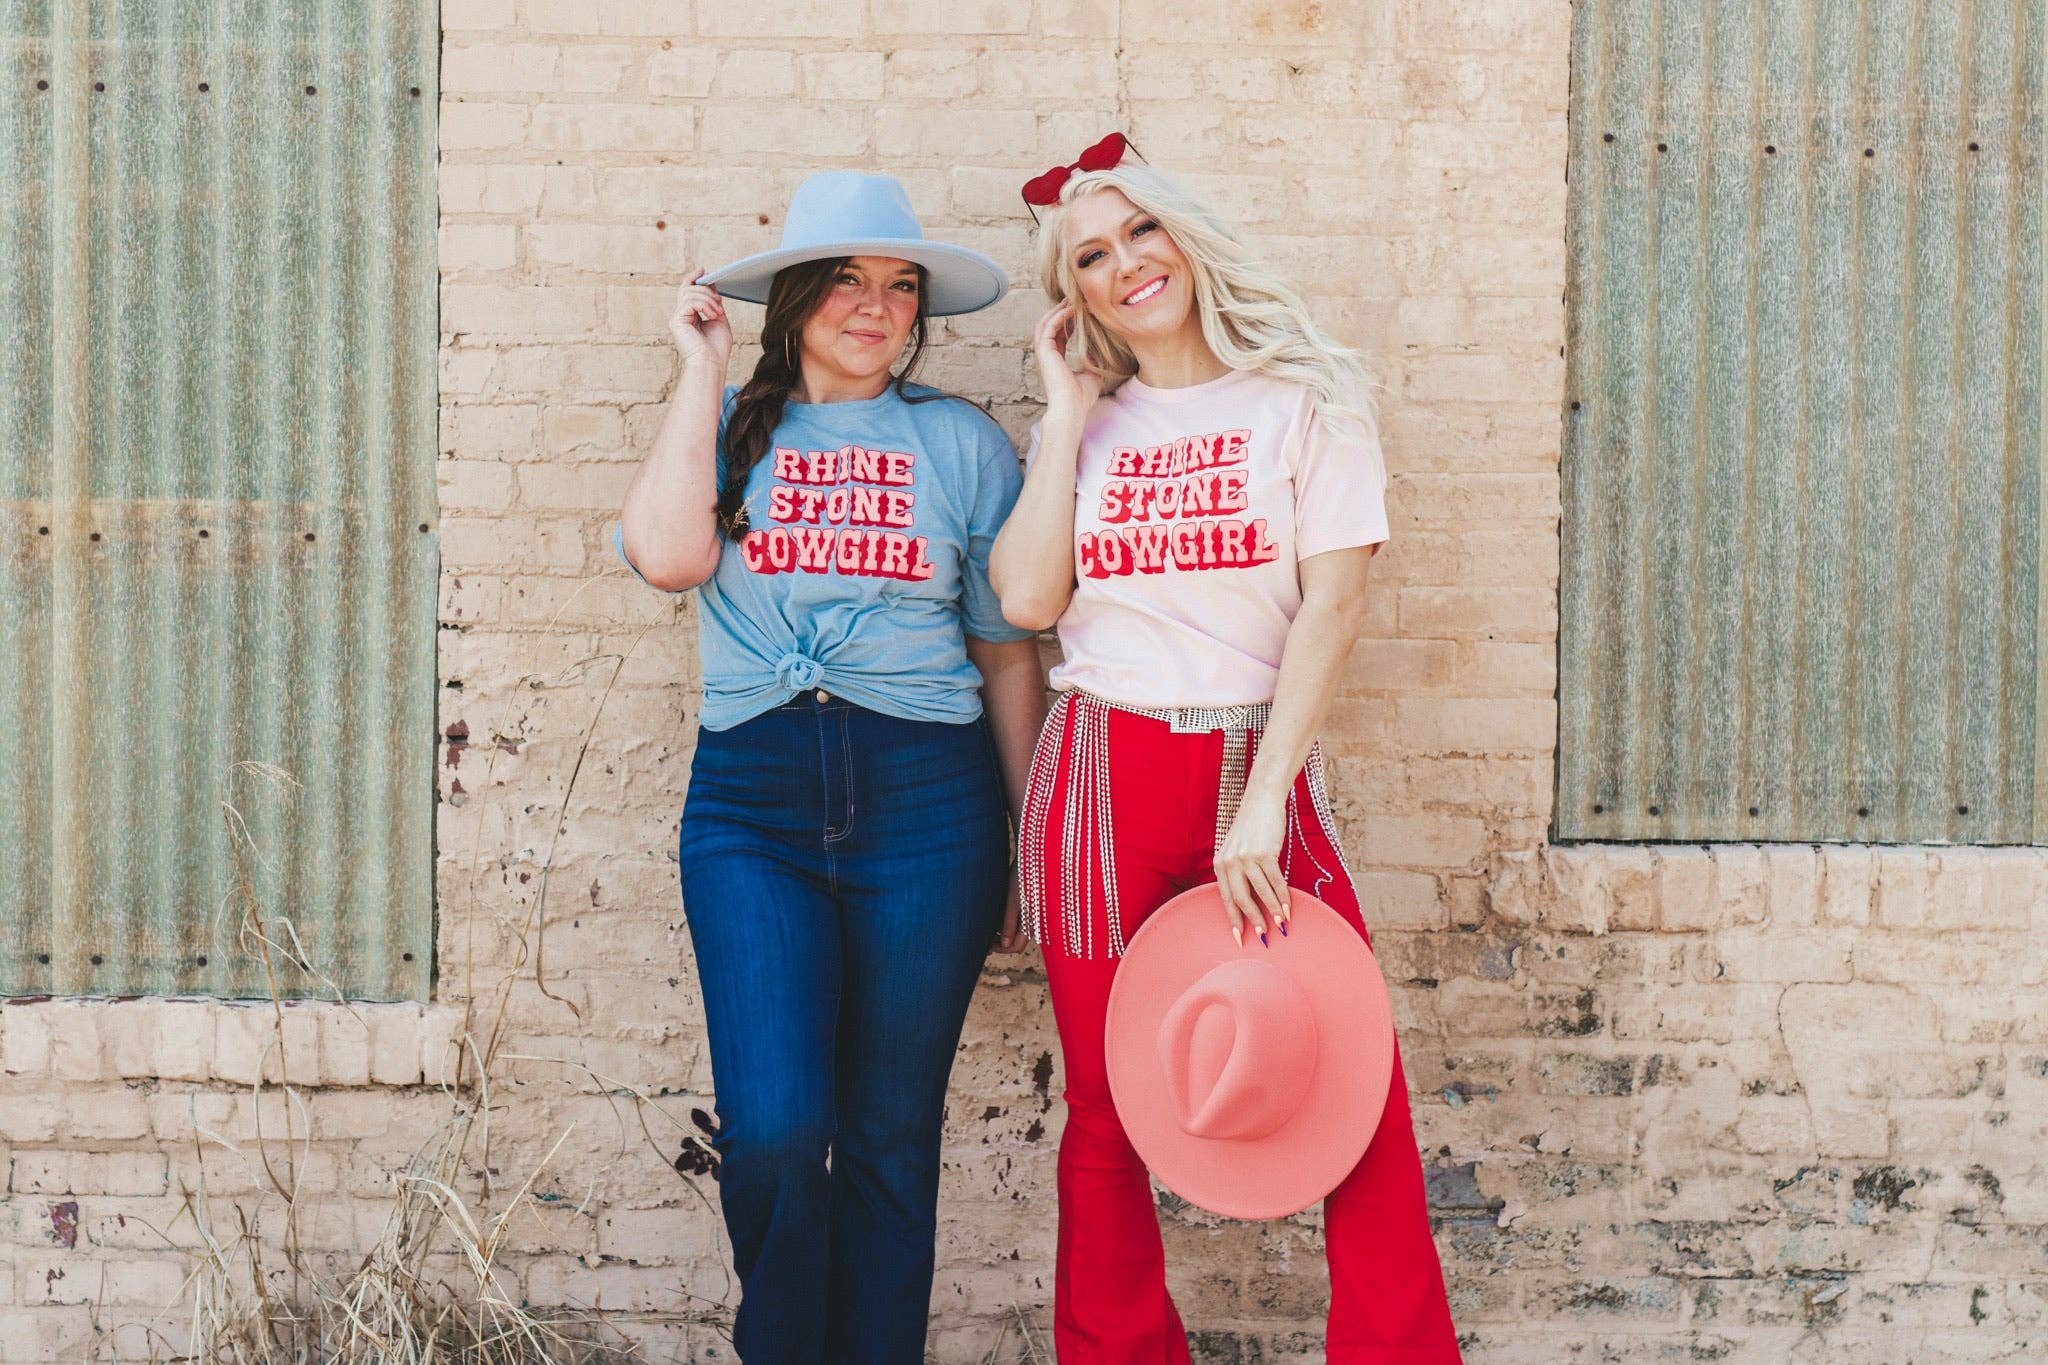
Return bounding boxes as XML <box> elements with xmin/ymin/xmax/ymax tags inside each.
<box><xmin>1104</xmin><ymin>885</ymin><xmax>1396</xmax><ymax>1221</ymax></box>
<box><xmin>700</xmin><ymin>239</ymin><xmax>1009</xmax><ymax>318</ymax></box>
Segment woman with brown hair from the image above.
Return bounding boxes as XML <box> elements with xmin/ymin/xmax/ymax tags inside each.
<box><xmin>616</xmin><ymin>173</ymin><xmax>1045</xmax><ymax>1364</ymax></box>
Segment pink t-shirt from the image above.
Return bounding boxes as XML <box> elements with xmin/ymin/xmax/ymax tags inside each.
<box><xmin>1028</xmin><ymin>368</ymin><xmax>1390</xmax><ymax>707</ymax></box>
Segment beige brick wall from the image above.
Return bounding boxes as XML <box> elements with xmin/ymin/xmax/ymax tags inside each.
<box><xmin>1</xmin><ymin>3</ymin><xmax>2041</xmax><ymax>1362</ymax></box>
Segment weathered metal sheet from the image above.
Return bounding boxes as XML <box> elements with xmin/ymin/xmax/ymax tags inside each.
<box><xmin>0</xmin><ymin>0</ymin><xmax>437</xmax><ymax>998</ymax></box>
<box><xmin>1560</xmin><ymin>0</ymin><xmax>2043</xmax><ymax>844</ymax></box>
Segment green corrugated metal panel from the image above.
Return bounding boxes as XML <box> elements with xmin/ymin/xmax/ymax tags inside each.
<box><xmin>0</xmin><ymin>1</ymin><xmax>437</xmax><ymax>998</ymax></box>
<box><xmin>1561</xmin><ymin>0</ymin><xmax>2044</xmax><ymax>844</ymax></box>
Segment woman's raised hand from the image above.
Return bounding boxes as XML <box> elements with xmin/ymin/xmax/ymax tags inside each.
<box><xmin>670</xmin><ymin>268</ymin><xmax>734</xmax><ymax>373</ymax></box>
<box><xmin>1033</xmin><ymin>298</ymin><xmax>1102</xmax><ymax>429</ymax></box>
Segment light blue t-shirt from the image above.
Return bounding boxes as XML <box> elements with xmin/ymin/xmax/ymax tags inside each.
<box><xmin>616</xmin><ymin>382</ymin><xmax>1034</xmax><ymax>730</ymax></box>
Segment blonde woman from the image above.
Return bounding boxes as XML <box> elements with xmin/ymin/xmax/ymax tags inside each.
<box><xmin>991</xmin><ymin>141</ymin><xmax>1461</xmax><ymax>1362</ymax></box>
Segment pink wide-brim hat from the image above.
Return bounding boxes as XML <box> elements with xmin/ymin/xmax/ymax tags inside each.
<box><xmin>1104</xmin><ymin>883</ymin><xmax>1396</xmax><ymax>1221</ymax></box>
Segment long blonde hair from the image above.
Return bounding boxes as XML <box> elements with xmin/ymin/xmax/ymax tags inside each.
<box><xmin>1034</xmin><ymin>161</ymin><xmax>1383</xmax><ymax>471</ymax></box>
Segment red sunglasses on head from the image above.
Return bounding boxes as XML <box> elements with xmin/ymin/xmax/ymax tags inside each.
<box><xmin>1021</xmin><ymin>133</ymin><xmax>1142</xmax><ymax>220</ymax></box>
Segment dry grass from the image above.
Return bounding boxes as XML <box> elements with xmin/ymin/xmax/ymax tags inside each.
<box><xmin>96</xmin><ymin>611</ymin><xmax>730</xmax><ymax>1363</ymax></box>
<box><xmin>96</xmin><ymin>580</ymin><xmax>1045</xmax><ymax>1361</ymax></box>
<box><xmin>978</xmin><ymin>1305</ymin><xmax>1054</xmax><ymax>1365</ymax></box>
<box><xmin>118</xmin><ymin>1090</ymin><xmax>639</xmax><ymax>1364</ymax></box>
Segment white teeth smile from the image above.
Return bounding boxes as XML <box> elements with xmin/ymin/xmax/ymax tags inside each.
<box><xmin>1123</xmin><ymin>276</ymin><xmax>1166</xmax><ymax>305</ymax></box>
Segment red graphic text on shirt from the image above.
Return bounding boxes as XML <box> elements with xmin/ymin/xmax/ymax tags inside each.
<box><xmin>741</xmin><ymin>444</ymin><xmax>935</xmax><ymax>581</ymax></box>
<box><xmin>1078</xmin><ymin>428</ymin><xmax>1277</xmax><ymax>579</ymax></box>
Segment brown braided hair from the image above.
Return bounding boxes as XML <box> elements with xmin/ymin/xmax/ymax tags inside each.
<box><xmin>716</xmin><ymin>258</ymin><xmax>940</xmax><ymax>537</ymax></box>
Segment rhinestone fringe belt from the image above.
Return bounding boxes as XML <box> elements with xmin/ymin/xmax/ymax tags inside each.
<box><xmin>1018</xmin><ymin>691</ymin><xmax>1351</xmax><ymax>959</ymax></box>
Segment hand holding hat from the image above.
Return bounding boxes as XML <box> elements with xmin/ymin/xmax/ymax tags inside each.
<box><xmin>1213</xmin><ymin>788</ymin><xmax>1291</xmax><ymax>946</ymax></box>
<box><xmin>1104</xmin><ymin>883</ymin><xmax>1396</xmax><ymax>1221</ymax></box>
<box><xmin>670</xmin><ymin>268</ymin><xmax>733</xmax><ymax>374</ymax></box>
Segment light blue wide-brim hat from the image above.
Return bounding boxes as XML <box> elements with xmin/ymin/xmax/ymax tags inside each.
<box><xmin>701</xmin><ymin>172</ymin><xmax>1008</xmax><ymax>318</ymax></box>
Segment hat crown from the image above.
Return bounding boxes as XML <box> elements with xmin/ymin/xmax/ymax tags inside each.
<box><xmin>1157</xmin><ymin>959</ymin><xmax>1321</xmax><ymax>1142</ymax></box>
<box><xmin>778</xmin><ymin>172</ymin><xmax>927</xmax><ymax>253</ymax></box>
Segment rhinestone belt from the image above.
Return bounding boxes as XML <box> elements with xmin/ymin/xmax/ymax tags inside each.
<box><xmin>1018</xmin><ymin>691</ymin><xmax>1348</xmax><ymax>959</ymax></box>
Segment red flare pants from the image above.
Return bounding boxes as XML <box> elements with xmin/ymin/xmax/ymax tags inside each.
<box><xmin>1024</xmin><ymin>698</ymin><xmax>1462</xmax><ymax>1363</ymax></box>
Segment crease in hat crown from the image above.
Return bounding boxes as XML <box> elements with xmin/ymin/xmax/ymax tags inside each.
<box><xmin>700</xmin><ymin>171</ymin><xmax>1008</xmax><ymax>318</ymax></box>
<box><xmin>1159</xmin><ymin>959</ymin><xmax>1320</xmax><ymax>1143</ymax></box>
<box><xmin>776</xmin><ymin>173</ymin><xmax>925</xmax><ymax>250</ymax></box>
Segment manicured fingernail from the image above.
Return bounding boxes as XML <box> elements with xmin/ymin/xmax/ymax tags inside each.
<box><xmin>1280</xmin><ymin>920</ymin><xmax>1289</xmax><ymax>937</ymax></box>
<box><xmin>1258</xmin><ymin>929</ymin><xmax>1269</xmax><ymax>948</ymax></box>
<box><xmin>1232</xmin><ymin>924</ymin><xmax>1243</xmax><ymax>947</ymax></box>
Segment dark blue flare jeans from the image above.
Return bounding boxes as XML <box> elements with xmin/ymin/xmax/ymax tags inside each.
<box><xmin>676</xmin><ymin>690</ymin><xmax>1011</xmax><ymax>1364</ymax></box>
